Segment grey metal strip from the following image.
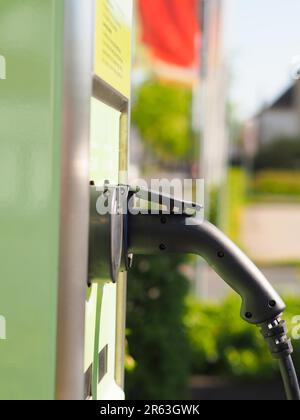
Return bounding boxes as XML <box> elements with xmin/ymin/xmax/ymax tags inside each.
<box><xmin>93</xmin><ymin>75</ymin><xmax>129</xmax><ymax>112</ymax></box>
<box><xmin>98</xmin><ymin>345</ymin><xmax>108</xmax><ymax>384</ymax></box>
<box><xmin>55</xmin><ymin>0</ymin><xmax>94</xmax><ymax>400</ymax></box>
<box><xmin>84</xmin><ymin>364</ymin><xmax>93</xmax><ymax>400</ymax></box>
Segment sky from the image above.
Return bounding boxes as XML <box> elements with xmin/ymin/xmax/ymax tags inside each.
<box><xmin>223</xmin><ymin>0</ymin><xmax>300</xmax><ymax>120</ymax></box>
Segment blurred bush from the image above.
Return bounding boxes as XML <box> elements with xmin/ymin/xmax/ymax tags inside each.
<box><xmin>132</xmin><ymin>80</ymin><xmax>194</xmax><ymax>164</ymax></box>
<box><xmin>126</xmin><ymin>255</ymin><xmax>191</xmax><ymax>400</ymax></box>
<box><xmin>251</xmin><ymin>170</ymin><xmax>300</xmax><ymax>197</ymax></box>
<box><xmin>126</xmin><ymin>253</ymin><xmax>300</xmax><ymax>399</ymax></box>
<box><xmin>254</xmin><ymin>137</ymin><xmax>300</xmax><ymax>171</ymax></box>
<box><xmin>208</xmin><ymin>186</ymin><xmax>220</xmax><ymax>227</ymax></box>
<box><xmin>224</xmin><ymin>167</ymin><xmax>248</xmax><ymax>243</ymax></box>
<box><xmin>184</xmin><ymin>295</ymin><xmax>300</xmax><ymax>380</ymax></box>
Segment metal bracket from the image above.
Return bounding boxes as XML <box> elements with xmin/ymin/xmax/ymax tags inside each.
<box><xmin>128</xmin><ymin>185</ymin><xmax>203</xmax><ymax>216</ymax></box>
<box><xmin>88</xmin><ymin>184</ymin><xmax>128</xmax><ymax>284</ymax></box>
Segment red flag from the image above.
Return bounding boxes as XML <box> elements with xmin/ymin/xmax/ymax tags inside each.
<box><xmin>138</xmin><ymin>0</ymin><xmax>200</xmax><ymax>69</ymax></box>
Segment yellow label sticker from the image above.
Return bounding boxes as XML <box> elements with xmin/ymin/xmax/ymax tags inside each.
<box><xmin>95</xmin><ymin>0</ymin><xmax>133</xmax><ymax>98</ymax></box>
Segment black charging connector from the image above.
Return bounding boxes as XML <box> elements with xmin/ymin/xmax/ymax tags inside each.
<box><xmin>88</xmin><ymin>184</ymin><xmax>300</xmax><ymax>400</ymax></box>
<box><xmin>260</xmin><ymin>318</ymin><xmax>300</xmax><ymax>400</ymax></box>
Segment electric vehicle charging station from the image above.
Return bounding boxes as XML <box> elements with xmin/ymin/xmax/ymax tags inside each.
<box><xmin>0</xmin><ymin>0</ymin><xmax>299</xmax><ymax>402</ymax></box>
<box><xmin>0</xmin><ymin>0</ymin><xmax>132</xmax><ymax>400</ymax></box>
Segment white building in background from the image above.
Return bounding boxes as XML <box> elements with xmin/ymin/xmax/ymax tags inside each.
<box><xmin>244</xmin><ymin>81</ymin><xmax>300</xmax><ymax>157</ymax></box>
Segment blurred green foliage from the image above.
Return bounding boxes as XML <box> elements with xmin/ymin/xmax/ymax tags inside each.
<box><xmin>254</xmin><ymin>138</ymin><xmax>300</xmax><ymax>171</ymax></box>
<box><xmin>126</xmin><ymin>255</ymin><xmax>191</xmax><ymax>400</ymax></box>
<box><xmin>184</xmin><ymin>295</ymin><xmax>300</xmax><ymax>379</ymax></box>
<box><xmin>251</xmin><ymin>170</ymin><xmax>300</xmax><ymax>197</ymax></box>
<box><xmin>223</xmin><ymin>167</ymin><xmax>248</xmax><ymax>243</ymax></box>
<box><xmin>132</xmin><ymin>80</ymin><xmax>194</xmax><ymax>163</ymax></box>
<box><xmin>204</xmin><ymin>167</ymin><xmax>249</xmax><ymax>250</ymax></box>
<box><xmin>208</xmin><ymin>186</ymin><xmax>220</xmax><ymax>227</ymax></box>
<box><xmin>126</xmin><ymin>252</ymin><xmax>300</xmax><ymax>400</ymax></box>
<box><xmin>207</xmin><ymin>168</ymin><xmax>249</xmax><ymax>244</ymax></box>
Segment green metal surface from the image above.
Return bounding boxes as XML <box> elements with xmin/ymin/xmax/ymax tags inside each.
<box><xmin>0</xmin><ymin>0</ymin><xmax>64</xmax><ymax>399</ymax></box>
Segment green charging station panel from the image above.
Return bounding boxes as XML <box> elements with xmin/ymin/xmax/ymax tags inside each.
<box><xmin>0</xmin><ymin>0</ymin><xmax>132</xmax><ymax>400</ymax></box>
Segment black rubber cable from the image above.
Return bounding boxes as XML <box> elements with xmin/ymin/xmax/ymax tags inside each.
<box><xmin>260</xmin><ymin>318</ymin><xmax>300</xmax><ymax>400</ymax></box>
<box><xmin>278</xmin><ymin>355</ymin><xmax>300</xmax><ymax>401</ymax></box>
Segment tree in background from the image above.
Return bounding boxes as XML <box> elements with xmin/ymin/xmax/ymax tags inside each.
<box><xmin>126</xmin><ymin>255</ymin><xmax>191</xmax><ymax>400</ymax></box>
<box><xmin>132</xmin><ymin>80</ymin><xmax>195</xmax><ymax>166</ymax></box>
<box><xmin>126</xmin><ymin>78</ymin><xmax>196</xmax><ymax>400</ymax></box>
<box><xmin>253</xmin><ymin>137</ymin><xmax>300</xmax><ymax>171</ymax></box>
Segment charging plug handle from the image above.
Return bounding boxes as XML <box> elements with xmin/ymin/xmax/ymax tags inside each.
<box><xmin>87</xmin><ymin>184</ymin><xmax>298</xmax><ymax>400</ymax></box>
<box><xmin>128</xmin><ymin>213</ymin><xmax>285</xmax><ymax>325</ymax></box>
<box><xmin>128</xmin><ymin>211</ymin><xmax>300</xmax><ymax>400</ymax></box>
